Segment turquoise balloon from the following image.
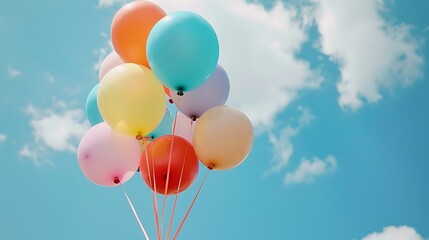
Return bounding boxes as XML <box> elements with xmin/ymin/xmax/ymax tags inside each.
<box><xmin>86</xmin><ymin>84</ymin><xmax>103</xmax><ymax>126</ymax></box>
<box><xmin>147</xmin><ymin>12</ymin><xmax>219</xmax><ymax>92</ymax></box>
<box><xmin>146</xmin><ymin>109</ymin><xmax>173</xmax><ymax>139</ymax></box>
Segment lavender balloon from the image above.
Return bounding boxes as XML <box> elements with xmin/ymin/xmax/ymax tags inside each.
<box><xmin>77</xmin><ymin>122</ymin><xmax>141</xmax><ymax>186</ymax></box>
<box><xmin>171</xmin><ymin>65</ymin><xmax>230</xmax><ymax>119</ymax></box>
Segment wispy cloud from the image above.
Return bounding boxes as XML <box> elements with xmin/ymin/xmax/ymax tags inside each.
<box><xmin>7</xmin><ymin>66</ymin><xmax>22</xmax><ymax>78</ymax></box>
<box><xmin>312</xmin><ymin>0</ymin><xmax>423</xmax><ymax>110</ymax></box>
<box><xmin>285</xmin><ymin>155</ymin><xmax>336</xmax><ymax>185</ymax></box>
<box><xmin>19</xmin><ymin>144</ymin><xmax>53</xmax><ymax>167</ymax></box>
<box><xmin>93</xmin><ymin>36</ymin><xmax>113</xmax><ymax>73</ymax></box>
<box><xmin>45</xmin><ymin>72</ymin><xmax>55</xmax><ymax>82</ymax></box>
<box><xmin>361</xmin><ymin>226</ymin><xmax>424</xmax><ymax>240</ymax></box>
<box><xmin>20</xmin><ymin>99</ymin><xmax>90</xmax><ymax>166</ymax></box>
<box><xmin>266</xmin><ymin>106</ymin><xmax>314</xmax><ymax>175</ymax></box>
<box><xmin>0</xmin><ymin>133</ymin><xmax>6</xmax><ymax>143</ymax></box>
<box><xmin>97</xmin><ymin>0</ymin><xmax>126</xmax><ymax>8</ymax></box>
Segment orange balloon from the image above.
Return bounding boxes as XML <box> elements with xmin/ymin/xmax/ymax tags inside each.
<box><xmin>111</xmin><ymin>1</ymin><xmax>166</xmax><ymax>67</ymax></box>
<box><xmin>163</xmin><ymin>85</ymin><xmax>171</xmax><ymax>97</ymax></box>
<box><xmin>140</xmin><ymin>135</ymin><xmax>199</xmax><ymax>195</ymax></box>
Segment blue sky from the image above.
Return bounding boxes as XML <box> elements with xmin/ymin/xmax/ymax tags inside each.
<box><xmin>1</xmin><ymin>0</ymin><xmax>428</xmax><ymax>239</ymax></box>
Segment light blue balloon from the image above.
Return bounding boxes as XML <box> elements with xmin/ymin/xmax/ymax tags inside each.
<box><xmin>86</xmin><ymin>84</ymin><xmax>103</xmax><ymax>126</ymax></box>
<box><xmin>166</xmin><ymin>96</ymin><xmax>177</xmax><ymax>118</ymax></box>
<box><xmin>147</xmin><ymin>11</ymin><xmax>219</xmax><ymax>92</ymax></box>
<box><xmin>146</xmin><ymin>109</ymin><xmax>173</xmax><ymax>139</ymax></box>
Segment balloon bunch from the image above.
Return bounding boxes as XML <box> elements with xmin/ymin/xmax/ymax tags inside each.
<box><xmin>79</xmin><ymin>1</ymin><xmax>253</xmax><ymax>239</ymax></box>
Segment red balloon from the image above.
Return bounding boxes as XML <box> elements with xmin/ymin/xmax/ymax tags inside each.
<box><xmin>140</xmin><ymin>135</ymin><xmax>199</xmax><ymax>194</ymax></box>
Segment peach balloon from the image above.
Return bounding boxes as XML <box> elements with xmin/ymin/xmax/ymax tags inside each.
<box><xmin>111</xmin><ymin>1</ymin><xmax>166</xmax><ymax>67</ymax></box>
<box><xmin>193</xmin><ymin>106</ymin><xmax>253</xmax><ymax>170</ymax></box>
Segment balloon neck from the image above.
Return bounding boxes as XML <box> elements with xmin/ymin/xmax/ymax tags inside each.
<box><xmin>207</xmin><ymin>164</ymin><xmax>214</xmax><ymax>170</ymax></box>
<box><xmin>113</xmin><ymin>177</ymin><xmax>120</xmax><ymax>184</ymax></box>
<box><xmin>136</xmin><ymin>134</ymin><xmax>150</xmax><ymax>142</ymax></box>
<box><xmin>136</xmin><ymin>134</ymin><xmax>144</xmax><ymax>140</ymax></box>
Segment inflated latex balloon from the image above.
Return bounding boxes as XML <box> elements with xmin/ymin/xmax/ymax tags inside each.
<box><xmin>193</xmin><ymin>106</ymin><xmax>253</xmax><ymax>170</ymax></box>
<box><xmin>140</xmin><ymin>135</ymin><xmax>199</xmax><ymax>194</ymax></box>
<box><xmin>163</xmin><ymin>85</ymin><xmax>171</xmax><ymax>97</ymax></box>
<box><xmin>111</xmin><ymin>0</ymin><xmax>166</xmax><ymax>67</ymax></box>
<box><xmin>147</xmin><ymin>11</ymin><xmax>219</xmax><ymax>92</ymax></box>
<box><xmin>146</xmin><ymin>108</ymin><xmax>173</xmax><ymax>139</ymax></box>
<box><xmin>139</xmin><ymin>139</ymin><xmax>151</xmax><ymax>153</ymax></box>
<box><xmin>174</xmin><ymin>112</ymin><xmax>194</xmax><ymax>143</ymax></box>
<box><xmin>98</xmin><ymin>51</ymin><xmax>124</xmax><ymax>81</ymax></box>
<box><xmin>77</xmin><ymin>122</ymin><xmax>141</xmax><ymax>186</ymax></box>
<box><xmin>86</xmin><ymin>84</ymin><xmax>103</xmax><ymax>126</ymax></box>
<box><xmin>172</xmin><ymin>65</ymin><xmax>229</xmax><ymax>119</ymax></box>
<box><xmin>166</xmin><ymin>96</ymin><xmax>177</xmax><ymax>118</ymax></box>
<box><xmin>98</xmin><ymin>63</ymin><xmax>166</xmax><ymax>137</ymax></box>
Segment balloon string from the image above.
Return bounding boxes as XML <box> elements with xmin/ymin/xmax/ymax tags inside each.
<box><xmin>172</xmin><ymin>96</ymin><xmax>181</xmax><ymax>135</ymax></box>
<box><xmin>145</xmin><ymin>149</ymin><xmax>161</xmax><ymax>240</ymax></box>
<box><xmin>166</xmin><ymin>144</ymin><xmax>189</xmax><ymax>240</ymax></box>
<box><xmin>120</xmin><ymin>183</ymin><xmax>150</xmax><ymax>240</ymax></box>
<box><xmin>152</xmin><ymin>193</ymin><xmax>161</xmax><ymax>240</ymax></box>
<box><xmin>161</xmin><ymin>96</ymin><xmax>181</xmax><ymax>230</ymax></box>
<box><xmin>188</xmin><ymin>118</ymin><xmax>194</xmax><ymax>140</ymax></box>
<box><xmin>172</xmin><ymin>169</ymin><xmax>211</xmax><ymax>240</ymax></box>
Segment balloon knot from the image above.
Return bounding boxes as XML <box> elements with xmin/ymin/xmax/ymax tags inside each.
<box><xmin>191</xmin><ymin>116</ymin><xmax>197</xmax><ymax>121</ymax></box>
<box><xmin>169</xmin><ymin>99</ymin><xmax>174</xmax><ymax>104</ymax></box>
<box><xmin>177</xmin><ymin>90</ymin><xmax>184</xmax><ymax>96</ymax></box>
<box><xmin>136</xmin><ymin>134</ymin><xmax>144</xmax><ymax>140</ymax></box>
<box><xmin>113</xmin><ymin>177</ymin><xmax>120</xmax><ymax>184</ymax></box>
<box><xmin>207</xmin><ymin>164</ymin><xmax>214</xmax><ymax>170</ymax></box>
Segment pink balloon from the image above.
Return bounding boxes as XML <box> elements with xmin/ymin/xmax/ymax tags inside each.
<box><xmin>77</xmin><ymin>122</ymin><xmax>141</xmax><ymax>186</ymax></box>
<box><xmin>173</xmin><ymin>112</ymin><xmax>194</xmax><ymax>143</ymax></box>
<box><xmin>98</xmin><ymin>52</ymin><xmax>125</xmax><ymax>81</ymax></box>
<box><xmin>171</xmin><ymin>65</ymin><xmax>230</xmax><ymax>119</ymax></box>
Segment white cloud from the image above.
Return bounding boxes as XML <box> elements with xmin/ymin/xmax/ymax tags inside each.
<box><xmin>266</xmin><ymin>106</ymin><xmax>314</xmax><ymax>175</ymax></box>
<box><xmin>361</xmin><ymin>226</ymin><xmax>424</xmax><ymax>240</ymax></box>
<box><xmin>284</xmin><ymin>155</ymin><xmax>336</xmax><ymax>185</ymax></box>
<box><xmin>21</xmin><ymin>99</ymin><xmax>90</xmax><ymax>166</ymax></box>
<box><xmin>0</xmin><ymin>134</ymin><xmax>6</xmax><ymax>143</ymax></box>
<box><xmin>97</xmin><ymin>0</ymin><xmax>126</xmax><ymax>8</ymax></box>
<box><xmin>19</xmin><ymin>144</ymin><xmax>53</xmax><ymax>167</ymax></box>
<box><xmin>7</xmin><ymin>66</ymin><xmax>21</xmax><ymax>78</ymax></box>
<box><xmin>104</xmin><ymin>0</ymin><xmax>322</xmax><ymax>127</ymax></box>
<box><xmin>312</xmin><ymin>0</ymin><xmax>423</xmax><ymax>110</ymax></box>
<box><xmin>45</xmin><ymin>72</ymin><xmax>55</xmax><ymax>82</ymax></box>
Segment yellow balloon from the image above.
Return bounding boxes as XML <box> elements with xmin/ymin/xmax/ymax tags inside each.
<box><xmin>98</xmin><ymin>63</ymin><xmax>166</xmax><ymax>137</ymax></box>
<box><xmin>193</xmin><ymin>105</ymin><xmax>254</xmax><ymax>170</ymax></box>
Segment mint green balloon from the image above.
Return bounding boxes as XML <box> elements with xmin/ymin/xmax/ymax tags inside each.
<box><xmin>147</xmin><ymin>11</ymin><xmax>219</xmax><ymax>92</ymax></box>
<box><xmin>86</xmin><ymin>84</ymin><xmax>103</xmax><ymax>126</ymax></box>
